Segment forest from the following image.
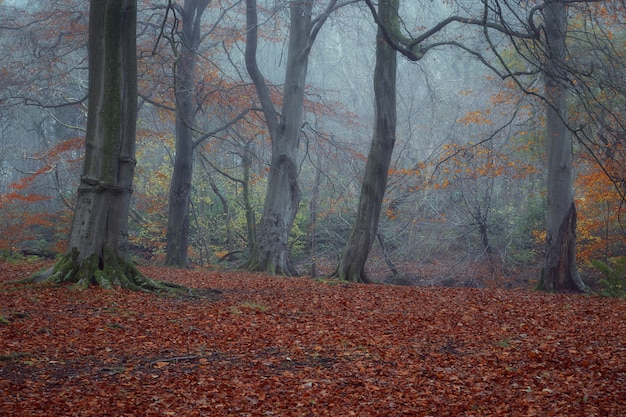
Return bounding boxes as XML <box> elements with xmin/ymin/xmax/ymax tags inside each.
<box><xmin>0</xmin><ymin>0</ymin><xmax>626</xmax><ymax>292</ymax></box>
<box><xmin>2</xmin><ymin>1</ymin><xmax>626</xmax><ymax>414</ymax></box>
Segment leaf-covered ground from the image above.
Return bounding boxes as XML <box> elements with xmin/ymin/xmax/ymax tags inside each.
<box><xmin>1</xmin><ymin>260</ymin><xmax>625</xmax><ymax>416</ymax></box>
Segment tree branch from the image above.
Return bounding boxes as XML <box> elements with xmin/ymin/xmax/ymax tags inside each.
<box><xmin>245</xmin><ymin>0</ymin><xmax>279</xmax><ymax>137</ymax></box>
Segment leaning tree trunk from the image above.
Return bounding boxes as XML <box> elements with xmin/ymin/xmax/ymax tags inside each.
<box><xmin>165</xmin><ymin>0</ymin><xmax>210</xmax><ymax>267</ymax></box>
<box><xmin>537</xmin><ymin>0</ymin><xmax>587</xmax><ymax>292</ymax></box>
<box><xmin>331</xmin><ymin>0</ymin><xmax>398</xmax><ymax>283</ymax></box>
<box><xmin>32</xmin><ymin>0</ymin><xmax>180</xmax><ymax>291</ymax></box>
<box><xmin>250</xmin><ymin>129</ymin><xmax>302</xmax><ymax>275</ymax></box>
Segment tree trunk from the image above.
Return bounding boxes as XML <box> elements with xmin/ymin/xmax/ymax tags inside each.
<box><xmin>250</xmin><ymin>139</ymin><xmax>302</xmax><ymax>275</ymax></box>
<box><xmin>32</xmin><ymin>0</ymin><xmax>181</xmax><ymax>291</ymax></box>
<box><xmin>207</xmin><ymin>173</ymin><xmax>233</xmax><ymax>250</ymax></box>
<box><xmin>538</xmin><ymin>0</ymin><xmax>587</xmax><ymax>292</ymax></box>
<box><xmin>308</xmin><ymin>168</ymin><xmax>322</xmax><ymax>277</ymax></box>
<box><xmin>164</xmin><ymin>0</ymin><xmax>210</xmax><ymax>267</ymax></box>
<box><xmin>331</xmin><ymin>0</ymin><xmax>398</xmax><ymax>283</ymax></box>
<box><xmin>241</xmin><ymin>142</ymin><xmax>256</xmax><ymax>254</ymax></box>
<box><xmin>243</xmin><ymin>0</ymin><xmax>321</xmax><ymax>275</ymax></box>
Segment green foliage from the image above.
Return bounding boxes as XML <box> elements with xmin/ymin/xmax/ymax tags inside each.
<box><xmin>591</xmin><ymin>257</ymin><xmax>626</xmax><ymax>298</ymax></box>
<box><xmin>288</xmin><ymin>202</ymin><xmax>310</xmax><ymax>260</ymax></box>
<box><xmin>0</xmin><ymin>250</ymin><xmax>18</xmax><ymax>262</ymax></box>
<box><xmin>508</xmin><ymin>194</ymin><xmax>546</xmax><ymax>265</ymax></box>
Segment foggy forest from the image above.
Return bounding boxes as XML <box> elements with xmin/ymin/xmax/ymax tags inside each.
<box><xmin>1</xmin><ymin>0</ymin><xmax>626</xmax><ymax>292</ymax></box>
<box><xmin>2</xmin><ymin>1</ymin><xmax>626</xmax><ymax>415</ymax></box>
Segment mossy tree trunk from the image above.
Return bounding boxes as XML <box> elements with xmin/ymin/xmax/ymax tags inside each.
<box><xmin>34</xmin><ymin>0</ymin><xmax>180</xmax><ymax>291</ymax></box>
<box><xmin>331</xmin><ymin>0</ymin><xmax>399</xmax><ymax>283</ymax></box>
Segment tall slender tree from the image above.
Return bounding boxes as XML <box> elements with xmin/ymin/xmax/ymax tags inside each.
<box><xmin>537</xmin><ymin>0</ymin><xmax>587</xmax><ymax>291</ymax></box>
<box><xmin>332</xmin><ymin>0</ymin><xmax>399</xmax><ymax>283</ymax></box>
<box><xmin>148</xmin><ymin>0</ymin><xmax>248</xmax><ymax>267</ymax></box>
<box><xmin>164</xmin><ymin>0</ymin><xmax>211</xmax><ymax>267</ymax></box>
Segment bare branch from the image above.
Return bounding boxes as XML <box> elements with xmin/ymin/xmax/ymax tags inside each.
<box><xmin>193</xmin><ymin>108</ymin><xmax>256</xmax><ymax>148</ymax></box>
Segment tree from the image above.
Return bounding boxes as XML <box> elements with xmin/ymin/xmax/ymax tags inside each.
<box><xmin>164</xmin><ymin>0</ymin><xmax>211</xmax><ymax>267</ymax></box>
<box><xmin>337</xmin><ymin>0</ymin><xmax>530</xmax><ymax>284</ymax></box>
<box><xmin>242</xmin><ymin>0</ymin><xmax>354</xmax><ymax>275</ymax></box>
<box><xmin>33</xmin><ymin>0</ymin><xmax>180</xmax><ymax>291</ymax></box>
<box><xmin>331</xmin><ymin>0</ymin><xmax>399</xmax><ymax>283</ymax></box>
<box><xmin>536</xmin><ymin>0</ymin><xmax>587</xmax><ymax>292</ymax></box>
<box><xmin>144</xmin><ymin>0</ymin><xmax>250</xmax><ymax>267</ymax></box>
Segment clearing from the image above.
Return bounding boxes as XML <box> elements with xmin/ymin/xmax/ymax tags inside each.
<box><xmin>1</xmin><ymin>260</ymin><xmax>624</xmax><ymax>416</ymax></box>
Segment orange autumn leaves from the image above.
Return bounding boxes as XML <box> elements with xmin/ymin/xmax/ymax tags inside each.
<box><xmin>1</xmin><ymin>260</ymin><xmax>625</xmax><ymax>416</ymax></box>
<box><xmin>0</xmin><ymin>136</ymin><xmax>84</xmax><ymax>254</ymax></box>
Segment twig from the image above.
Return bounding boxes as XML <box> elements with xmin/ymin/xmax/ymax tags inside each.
<box><xmin>150</xmin><ymin>355</ymin><xmax>199</xmax><ymax>364</ymax></box>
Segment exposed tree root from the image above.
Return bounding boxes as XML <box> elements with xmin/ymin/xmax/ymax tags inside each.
<box><xmin>329</xmin><ymin>264</ymin><xmax>372</xmax><ymax>284</ymax></box>
<box><xmin>24</xmin><ymin>248</ymin><xmax>186</xmax><ymax>293</ymax></box>
<box><xmin>239</xmin><ymin>251</ymin><xmax>299</xmax><ymax>277</ymax></box>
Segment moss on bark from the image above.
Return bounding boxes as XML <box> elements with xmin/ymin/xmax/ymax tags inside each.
<box><xmin>29</xmin><ymin>248</ymin><xmax>185</xmax><ymax>293</ymax></box>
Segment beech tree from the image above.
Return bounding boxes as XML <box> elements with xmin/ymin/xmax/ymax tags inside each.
<box><xmin>334</xmin><ymin>0</ymin><xmax>493</xmax><ymax>283</ymax></box>
<box><xmin>144</xmin><ymin>0</ymin><xmax>249</xmax><ymax>267</ymax></box>
<box><xmin>164</xmin><ymin>0</ymin><xmax>211</xmax><ymax>267</ymax></box>
<box><xmin>535</xmin><ymin>0</ymin><xmax>586</xmax><ymax>291</ymax></box>
<box><xmin>331</xmin><ymin>0</ymin><xmax>399</xmax><ymax>283</ymax></box>
<box><xmin>242</xmin><ymin>0</ymin><xmax>356</xmax><ymax>275</ymax></box>
<box><xmin>479</xmin><ymin>0</ymin><xmax>625</xmax><ymax>291</ymax></box>
<box><xmin>33</xmin><ymin>0</ymin><xmax>180</xmax><ymax>290</ymax></box>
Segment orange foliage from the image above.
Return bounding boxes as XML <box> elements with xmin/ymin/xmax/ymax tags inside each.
<box><xmin>1</xmin><ymin>261</ymin><xmax>625</xmax><ymax>415</ymax></box>
<box><xmin>0</xmin><ymin>193</ymin><xmax>55</xmax><ymax>253</ymax></box>
<box><xmin>457</xmin><ymin>110</ymin><xmax>493</xmax><ymax>126</ymax></box>
<box><xmin>431</xmin><ymin>141</ymin><xmax>540</xmax><ymax>188</ymax></box>
<box><xmin>9</xmin><ymin>136</ymin><xmax>84</xmax><ymax>195</ymax></box>
<box><xmin>0</xmin><ymin>134</ymin><xmax>83</xmax><ymax>254</ymax></box>
<box><xmin>575</xmin><ymin>157</ymin><xmax>626</xmax><ymax>263</ymax></box>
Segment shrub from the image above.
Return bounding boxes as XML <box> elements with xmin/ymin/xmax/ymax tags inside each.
<box><xmin>591</xmin><ymin>257</ymin><xmax>626</xmax><ymax>298</ymax></box>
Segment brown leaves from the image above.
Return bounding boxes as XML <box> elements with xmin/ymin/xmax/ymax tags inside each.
<box><xmin>1</xmin><ymin>260</ymin><xmax>625</xmax><ymax>416</ymax></box>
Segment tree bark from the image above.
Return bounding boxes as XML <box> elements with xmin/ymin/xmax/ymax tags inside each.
<box><xmin>308</xmin><ymin>168</ymin><xmax>322</xmax><ymax>277</ymax></box>
<box><xmin>32</xmin><ymin>0</ymin><xmax>181</xmax><ymax>291</ymax></box>
<box><xmin>537</xmin><ymin>0</ymin><xmax>587</xmax><ymax>292</ymax></box>
<box><xmin>165</xmin><ymin>0</ymin><xmax>210</xmax><ymax>267</ymax></box>
<box><xmin>331</xmin><ymin>0</ymin><xmax>398</xmax><ymax>283</ymax></box>
<box><xmin>241</xmin><ymin>142</ymin><xmax>257</xmax><ymax>254</ymax></box>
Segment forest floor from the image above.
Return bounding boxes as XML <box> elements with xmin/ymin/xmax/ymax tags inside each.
<box><xmin>1</xmin><ymin>259</ymin><xmax>625</xmax><ymax>416</ymax></box>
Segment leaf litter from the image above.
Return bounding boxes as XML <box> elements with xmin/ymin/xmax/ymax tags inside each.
<box><xmin>1</xmin><ymin>260</ymin><xmax>625</xmax><ymax>416</ymax></box>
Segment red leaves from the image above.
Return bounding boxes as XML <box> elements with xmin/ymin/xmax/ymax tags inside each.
<box><xmin>1</xmin><ymin>260</ymin><xmax>625</xmax><ymax>416</ymax></box>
